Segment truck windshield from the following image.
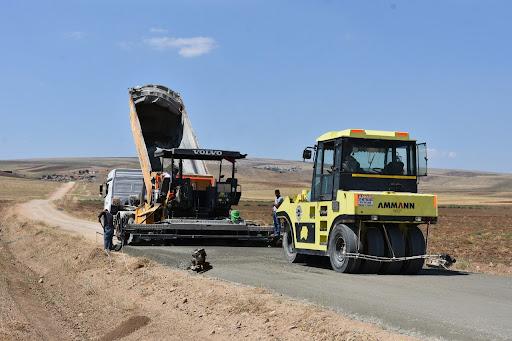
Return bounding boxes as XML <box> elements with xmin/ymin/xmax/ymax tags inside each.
<box><xmin>113</xmin><ymin>178</ymin><xmax>143</xmax><ymax>196</ymax></box>
<box><xmin>341</xmin><ymin>138</ymin><xmax>416</xmax><ymax>176</ymax></box>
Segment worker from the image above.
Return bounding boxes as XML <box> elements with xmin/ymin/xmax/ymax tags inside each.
<box><xmin>98</xmin><ymin>209</ymin><xmax>114</xmax><ymax>251</ymax></box>
<box><xmin>384</xmin><ymin>153</ymin><xmax>405</xmax><ymax>175</ymax></box>
<box><xmin>342</xmin><ymin>154</ymin><xmax>361</xmax><ymax>172</ymax></box>
<box><xmin>272</xmin><ymin>189</ymin><xmax>284</xmax><ymax>237</ymax></box>
<box><xmin>159</xmin><ymin>171</ymin><xmax>172</xmax><ymax>202</ymax></box>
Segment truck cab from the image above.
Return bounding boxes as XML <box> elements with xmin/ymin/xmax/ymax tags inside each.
<box><xmin>101</xmin><ymin>169</ymin><xmax>143</xmax><ymax>214</ymax></box>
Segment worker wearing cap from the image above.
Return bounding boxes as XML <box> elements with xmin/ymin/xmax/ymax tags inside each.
<box><xmin>98</xmin><ymin>209</ymin><xmax>114</xmax><ymax>251</ymax></box>
<box><xmin>272</xmin><ymin>189</ymin><xmax>284</xmax><ymax>237</ymax></box>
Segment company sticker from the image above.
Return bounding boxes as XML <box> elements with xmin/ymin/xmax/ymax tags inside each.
<box><xmin>296</xmin><ymin>205</ymin><xmax>303</xmax><ymax>221</ymax></box>
<box><xmin>356</xmin><ymin>194</ymin><xmax>374</xmax><ymax>207</ymax></box>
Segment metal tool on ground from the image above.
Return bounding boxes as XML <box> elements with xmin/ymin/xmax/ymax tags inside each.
<box><xmin>277</xmin><ymin>129</ymin><xmax>455</xmax><ymax>274</ymax></box>
<box><xmin>426</xmin><ymin>254</ymin><xmax>456</xmax><ymax>269</ymax></box>
<box><xmin>188</xmin><ymin>248</ymin><xmax>211</xmax><ymax>272</ymax></box>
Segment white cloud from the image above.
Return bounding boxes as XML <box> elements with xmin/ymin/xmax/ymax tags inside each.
<box><xmin>447</xmin><ymin>151</ymin><xmax>457</xmax><ymax>158</ymax></box>
<box><xmin>428</xmin><ymin>148</ymin><xmax>457</xmax><ymax>159</ymax></box>
<box><xmin>116</xmin><ymin>41</ymin><xmax>135</xmax><ymax>50</ymax></box>
<box><xmin>65</xmin><ymin>31</ymin><xmax>85</xmax><ymax>40</ymax></box>
<box><xmin>144</xmin><ymin>36</ymin><xmax>216</xmax><ymax>57</ymax></box>
<box><xmin>150</xmin><ymin>27</ymin><xmax>168</xmax><ymax>33</ymax></box>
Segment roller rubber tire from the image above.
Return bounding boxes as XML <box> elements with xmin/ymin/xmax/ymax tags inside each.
<box><xmin>359</xmin><ymin>228</ymin><xmax>385</xmax><ymax>274</ymax></box>
<box><xmin>379</xmin><ymin>225</ymin><xmax>405</xmax><ymax>275</ymax></box>
<box><xmin>402</xmin><ymin>226</ymin><xmax>426</xmax><ymax>274</ymax></box>
<box><xmin>328</xmin><ymin>224</ymin><xmax>360</xmax><ymax>273</ymax></box>
<box><xmin>282</xmin><ymin>224</ymin><xmax>304</xmax><ymax>263</ymax></box>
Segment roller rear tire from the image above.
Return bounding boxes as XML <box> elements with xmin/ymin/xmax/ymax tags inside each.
<box><xmin>379</xmin><ymin>225</ymin><xmax>405</xmax><ymax>275</ymax></box>
<box><xmin>328</xmin><ymin>224</ymin><xmax>360</xmax><ymax>273</ymax></box>
<box><xmin>359</xmin><ymin>228</ymin><xmax>384</xmax><ymax>274</ymax></box>
<box><xmin>402</xmin><ymin>226</ymin><xmax>426</xmax><ymax>274</ymax></box>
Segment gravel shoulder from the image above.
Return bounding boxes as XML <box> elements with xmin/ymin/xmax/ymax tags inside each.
<box><xmin>125</xmin><ymin>244</ymin><xmax>512</xmax><ymax>341</ymax></box>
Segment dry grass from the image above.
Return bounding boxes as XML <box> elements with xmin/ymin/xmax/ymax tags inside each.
<box><xmin>57</xmin><ymin>173</ymin><xmax>105</xmax><ymax>217</ymax></box>
<box><xmin>55</xmin><ymin>199</ymin><xmax>103</xmax><ymax>222</ymax></box>
<box><xmin>426</xmin><ymin>206</ymin><xmax>512</xmax><ymax>274</ymax></box>
<box><xmin>0</xmin><ymin>177</ymin><xmax>59</xmax><ymax>202</ymax></box>
<box><xmin>234</xmin><ymin>200</ymin><xmax>274</xmax><ymax>225</ymax></box>
<box><xmin>66</xmin><ymin>181</ymin><xmax>102</xmax><ymax>200</ymax></box>
<box><xmin>54</xmin><ymin>182</ymin><xmax>104</xmax><ymax>221</ymax></box>
<box><xmin>0</xmin><ymin>158</ymin><xmax>138</xmax><ymax>178</ymax></box>
<box><xmin>435</xmin><ymin>193</ymin><xmax>512</xmax><ymax>205</ymax></box>
<box><xmin>235</xmin><ymin>159</ymin><xmax>311</xmax><ymax>201</ymax></box>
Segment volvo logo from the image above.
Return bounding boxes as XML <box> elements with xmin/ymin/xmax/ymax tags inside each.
<box><xmin>193</xmin><ymin>150</ymin><xmax>222</xmax><ymax>156</ymax></box>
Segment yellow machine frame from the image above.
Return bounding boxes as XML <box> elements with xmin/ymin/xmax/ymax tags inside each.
<box><xmin>276</xmin><ymin>129</ymin><xmax>440</xmax><ymax>274</ymax></box>
<box><xmin>278</xmin><ymin>189</ymin><xmax>437</xmax><ymax>252</ymax></box>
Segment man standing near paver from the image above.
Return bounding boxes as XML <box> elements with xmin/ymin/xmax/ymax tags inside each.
<box><xmin>272</xmin><ymin>189</ymin><xmax>284</xmax><ymax>238</ymax></box>
<box><xmin>98</xmin><ymin>209</ymin><xmax>114</xmax><ymax>251</ymax></box>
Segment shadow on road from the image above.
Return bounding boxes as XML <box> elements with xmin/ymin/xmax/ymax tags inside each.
<box><xmin>416</xmin><ymin>268</ymin><xmax>469</xmax><ymax>276</ymax></box>
<box><xmin>122</xmin><ymin>238</ymin><xmax>281</xmax><ymax>248</ymax></box>
<box><xmin>296</xmin><ymin>255</ymin><xmax>469</xmax><ymax>276</ymax></box>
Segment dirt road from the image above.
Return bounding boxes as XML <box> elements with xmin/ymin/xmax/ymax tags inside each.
<box><xmin>17</xmin><ymin>183</ymin><xmax>512</xmax><ymax>341</ymax></box>
<box><xmin>18</xmin><ymin>181</ymin><xmax>100</xmax><ymax>241</ymax></box>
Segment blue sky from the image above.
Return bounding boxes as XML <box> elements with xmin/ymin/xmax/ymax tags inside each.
<box><xmin>0</xmin><ymin>0</ymin><xmax>510</xmax><ymax>172</ymax></box>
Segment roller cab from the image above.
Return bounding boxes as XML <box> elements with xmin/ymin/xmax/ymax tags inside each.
<box><xmin>277</xmin><ymin>129</ymin><xmax>452</xmax><ymax>274</ymax></box>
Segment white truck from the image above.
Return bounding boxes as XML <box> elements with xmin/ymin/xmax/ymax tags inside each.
<box><xmin>101</xmin><ymin>168</ymin><xmax>143</xmax><ymax>213</ymax></box>
<box><xmin>100</xmin><ymin>169</ymin><xmax>144</xmax><ymax>241</ymax></box>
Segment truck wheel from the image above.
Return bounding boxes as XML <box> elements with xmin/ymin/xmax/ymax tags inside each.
<box><xmin>402</xmin><ymin>226</ymin><xmax>426</xmax><ymax>274</ymax></box>
<box><xmin>379</xmin><ymin>225</ymin><xmax>405</xmax><ymax>275</ymax></box>
<box><xmin>124</xmin><ymin>217</ymin><xmax>135</xmax><ymax>245</ymax></box>
<box><xmin>328</xmin><ymin>224</ymin><xmax>360</xmax><ymax>273</ymax></box>
<box><xmin>359</xmin><ymin>228</ymin><xmax>384</xmax><ymax>274</ymax></box>
<box><xmin>282</xmin><ymin>220</ymin><xmax>304</xmax><ymax>263</ymax></box>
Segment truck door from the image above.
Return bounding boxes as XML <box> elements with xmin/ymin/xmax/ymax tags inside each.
<box><xmin>104</xmin><ymin>178</ymin><xmax>112</xmax><ymax>211</ymax></box>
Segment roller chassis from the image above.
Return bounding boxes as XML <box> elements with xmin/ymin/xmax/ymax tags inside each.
<box><xmin>276</xmin><ymin>191</ymin><xmax>452</xmax><ymax>274</ymax></box>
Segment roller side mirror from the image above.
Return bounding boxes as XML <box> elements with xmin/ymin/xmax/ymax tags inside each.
<box><xmin>302</xmin><ymin>149</ymin><xmax>312</xmax><ymax>160</ymax></box>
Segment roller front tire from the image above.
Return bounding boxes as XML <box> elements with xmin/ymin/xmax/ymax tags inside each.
<box><xmin>328</xmin><ymin>224</ymin><xmax>361</xmax><ymax>273</ymax></box>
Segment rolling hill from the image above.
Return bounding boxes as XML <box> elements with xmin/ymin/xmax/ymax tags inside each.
<box><xmin>1</xmin><ymin>157</ymin><xmax>511</xmax><ymax>204</ymax></box>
